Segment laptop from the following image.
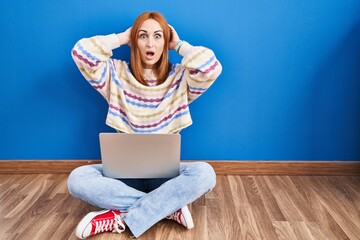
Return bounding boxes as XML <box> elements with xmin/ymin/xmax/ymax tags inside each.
<box><xmin>99</xmin><ymin>133</ymin><xmax>181</xmax><ymax>179</ymax></box>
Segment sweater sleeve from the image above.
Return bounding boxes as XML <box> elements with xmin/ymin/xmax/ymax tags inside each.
<box><xmin>71</xmin><ymin>34</ymin><xmax>122</xmax><ymax>101</ymax></box>
<box><xmin>178</xmin><ymin>42</ymin><xmax>222</xmax><ymax>103</ymax></box>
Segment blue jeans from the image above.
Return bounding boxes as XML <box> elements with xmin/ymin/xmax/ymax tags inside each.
<box><xmin>67</xmin><ymin>162</ymin><xmax>216</xmax><ymax>238</ymax></box>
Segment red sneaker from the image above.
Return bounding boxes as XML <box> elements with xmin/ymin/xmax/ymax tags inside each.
<box><xmin>75</xmin><ymin>210</ymin><xmax>125</xmax><ymax>239</ymax></box>
<box><xmin>166</xmin><ymin>206</ymin><xmax>194</xmax><ymax>229</ymax></box>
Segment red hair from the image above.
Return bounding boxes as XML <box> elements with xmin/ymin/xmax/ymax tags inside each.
<box><xmin>130</xmin><ymin>12</ymin><xmax>172</xmax><ymax>86</ymax></box>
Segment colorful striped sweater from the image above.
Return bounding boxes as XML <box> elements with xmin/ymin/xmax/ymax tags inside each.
<box><xmin>72</xmin><ymin>34</ymin><xmax>222</xmax><ymax>133</ymax></box>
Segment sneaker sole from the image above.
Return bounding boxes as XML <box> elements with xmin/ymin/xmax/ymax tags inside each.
<box><xmin>75</xmin><ymin>210</ymin><xmax>110</xmax><ymax>239</ymax></box>
<box><xmin>181</xmin><ymin>206</ymin><xmax>194</xmax><ymax>229</ymax></box>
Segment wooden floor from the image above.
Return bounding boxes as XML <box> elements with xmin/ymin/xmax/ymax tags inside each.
<box><xmin>0</xmin><ymin>174</ymin><xmax>359</xmax><ymax>240</ymax></box>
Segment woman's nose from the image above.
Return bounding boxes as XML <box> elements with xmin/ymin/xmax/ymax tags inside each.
<box><xmin>146</xmin><ymin>37</ymin><xmax>154</xmax><ymax>47</ymax></box>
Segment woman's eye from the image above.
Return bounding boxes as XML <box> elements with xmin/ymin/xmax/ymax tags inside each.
<box><xmin>139</xmin><ymin>34</ymin><xmax>147</xmax><ymax>39</ymax></box>
<box><xmin>154</xmin><ymin>34</ymin><xmax>162</xmax><ymax>39</ymax></box>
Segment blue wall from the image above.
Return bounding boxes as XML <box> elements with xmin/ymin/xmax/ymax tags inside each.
<box><xmin>1</xmin><ymin>1</ymin><xmax>359</xmax><ymax>160</ymax></box>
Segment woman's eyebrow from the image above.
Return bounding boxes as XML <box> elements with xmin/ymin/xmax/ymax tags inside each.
<box><xmin>138</xmin><ymin>29</ymin><xmax>163</xmax><ymax>33</ymax></box>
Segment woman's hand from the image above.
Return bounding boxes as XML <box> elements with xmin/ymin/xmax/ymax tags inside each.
<box><xmin>168</xmin><ymin>25</ymin><xmax>181</xmax><ymax>50</ymax></box>
<box><xmin>117</xmin><ymin>27</ymin><xmax>132</xmax><ymax>46</ymax></box>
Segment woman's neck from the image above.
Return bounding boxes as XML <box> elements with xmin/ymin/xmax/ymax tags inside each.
<box><xmin>143</xmin><ymin>69</ymin><xmax>158</xmax><ymax>86</ymax></box>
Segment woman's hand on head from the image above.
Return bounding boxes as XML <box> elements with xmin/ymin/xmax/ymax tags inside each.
<box><xmin>168</xmin><ymin>25</ymin><xmax>181</xmax><ymax>50</ymax></box>
<box><xmin>117</xmin><ymin>27</ymin><xmax>132</xmax><ymax>46</ymax></box>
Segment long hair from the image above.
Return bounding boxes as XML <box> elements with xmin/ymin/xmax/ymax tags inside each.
<box><xmin>130</xmin><ymin>12</ymin><xmax>172</xmax><ymax>86</ymax></box>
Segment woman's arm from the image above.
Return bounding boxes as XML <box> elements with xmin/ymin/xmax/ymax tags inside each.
<box><xmin>169</xmin><ymin>25</ymin><xmax>222</xmax><ymax>103</ymax></box>
<box><xmin>71</xmin><ymin>28</ymin><xmax>131</xmax><ymax>101</ymax></box>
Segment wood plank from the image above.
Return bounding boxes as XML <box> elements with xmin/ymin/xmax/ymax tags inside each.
<box><xmin>0</xmin><ymin>160</ymin><xmax>359</xmax><ymax>175</ymax></box>
<box><xmin>254</xmin><ymin>176</ymin><xmax>286</xmax><ymax>221</ymax></box>
<box><xmin>207</xmin><ymin>175</ymin><xmax>241</xmax><ymax>240</ymax></box>
<box><xmin>304</xmin><ymin>222</ymin><xmax>337</xmax><ymax>240</ymax></box>
<box><xmin>228</xmin><ymin>176</ymin><xmax>263</xmax><ymax>239</ymax></box>
<box><xmin>263</xmin><ymin>176</ymin><xmax>312</xmax><ymax>222</ymax></box>
<box><xmin>289</xmin><ymin>176</ymin><xmax>348</xmax><ymax>240</ymax></box>
<box><xmin>241</xmin><ymin>176</ymin><xmax>279</xmax><ymax>239</ymax></box>
<box><xmin>189</xmin><ymin>197</ymin><xmax>207</xmax><ymax>240</ymax></box>
<box><xmin>308</xmin><ymin>177</ymin><xmax>359</xmax><ymax>239</ymax></box>
<box><xmin>272</xmin><ymin>221</ymin><xmax>299</xmax><ymax>240</ymax></box>
<box><xmin>291</xmin><ymin>221</ymin><xmax>316</xmax><ymax>240</ymax></box>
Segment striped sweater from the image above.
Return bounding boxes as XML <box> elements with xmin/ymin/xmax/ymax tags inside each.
<box><xmin>72</xmin><ymin>34</ymin><xmax>222</xmax><ymax>133</ymax></box>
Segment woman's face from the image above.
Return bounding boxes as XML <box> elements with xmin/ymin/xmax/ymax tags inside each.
<box><xmin>137</xmin><ymin>19</ymin><xmax>165</xmax><ymax>69</ymax></box>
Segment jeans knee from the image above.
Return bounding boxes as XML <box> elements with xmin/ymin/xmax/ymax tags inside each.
<box><xmin>67</xmin><ymin>165</ymin><xmax>98</xmax><ymax>196</ymax></box>
<box><xmin>203</xmin><ymin>162</ymin><xmax>217</xmax><ymax>190</ymax></box>
<box><xmin>67</xmin><ymin>167</ymin><xmax>80</xmax><ymax>196</ymax></box>
<box><xmin>192</xmin><ymin>162</ymin><xmax>217</xmax><ymax>191</ymax></box>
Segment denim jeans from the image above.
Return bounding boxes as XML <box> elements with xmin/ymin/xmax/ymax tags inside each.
<box><xmin>67</xmin><ymin>162</ymin><xmax>216</xmax><ymax>238</ymax></box>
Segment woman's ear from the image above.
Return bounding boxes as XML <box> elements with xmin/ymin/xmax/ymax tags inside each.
<box><xmin>169</xmin><ymin>27</ymin><xmax>173</xmax><ymax>43</ymax></box>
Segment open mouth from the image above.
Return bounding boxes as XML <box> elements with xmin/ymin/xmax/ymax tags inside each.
<box><xmin>146</xmin><ymin>51</ymin><xmax>155</xmax><ymax>57</ymax></box>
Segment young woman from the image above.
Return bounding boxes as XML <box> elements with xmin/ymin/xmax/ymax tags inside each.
<box><xmin>68</xmin><ymin>11</ymin><xmax>222</xmax><ymax>239</ymax></box>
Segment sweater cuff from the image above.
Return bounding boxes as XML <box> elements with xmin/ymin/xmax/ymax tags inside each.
<box><xmin>178</xmin><ymin>42</ymin><xmax>194</xmax><ymax>57</ymax></box>
<box><xmin>97</xmin><ymin>34</ymin><xmax>122</xmax><ymax>50</ymax></box>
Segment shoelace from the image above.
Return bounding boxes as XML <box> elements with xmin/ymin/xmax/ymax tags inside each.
<box><xmin>94</xmin><ymin>212</ymin><xmax>126</xmax><ymax>235</ymax></box>
<box><xmin>166</xmin><ymin>210</ymin><xmax>181</xmax><ymax>224</ymax></box>
<box><xmin>113</xmin><ymin>214</ymin><xmax>126</xmax><ymax>233</ymax></box>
